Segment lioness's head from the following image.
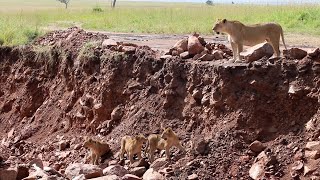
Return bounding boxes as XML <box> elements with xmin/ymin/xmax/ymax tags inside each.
<box><xmin>161</xmin><ymin>127</ymin><xmax>174</xmax><ymax>140</ymax></box>
<box><xmin>83</xmin><ymin>137</ymin><xmax>94</xmax><ymax>147</ymax></box>
<box><xmin>212</xmin><ymin>19</ymin><xmax>228</xmax><ymax>34</ymax></box>
<box><xmin>135</xmin><ymin>134</ymin><xmax>147</xmax><ymax>143</ymax></box>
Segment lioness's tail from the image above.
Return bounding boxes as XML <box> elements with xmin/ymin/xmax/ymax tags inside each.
<box><xmin>280</xmin><ymin>27</ymin><xmax>287</xmax><ymax>50</ymax></box>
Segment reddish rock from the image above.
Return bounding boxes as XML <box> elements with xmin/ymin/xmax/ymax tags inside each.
<box><xmin>212</xmin><ymin>50</ymin><xmax>224</xmax><ymax>60</ymax></box>
<box><xmin>65</xmin><ymin>163</ymin><xmax>103</xmax><ymax>179</ymax></box>
<box><xmin>308</xmin><ymin>48</ymin><xmax>320</xmax><ymax>57</ymax></box>
<box><xmin>103</xmin><ymin>165</ymin><xmax>129</xmax><ymax>177</ymax></box>
<box><xmin>149</xmin><ymin>158</ymin><xmax>169</xmax><ymax>172</ymax></box>
<box><xmin>180</xmin><ymin>51</ymin><xmax>190</xmax><ymax>59</ymax></box>
<box><xmin>130</xmin><ymin>167</ymin><xmax>146</xmax><ymax>177</ymax></box>
<box><xmin>188</xmin><ymin>35</ymin><xmax>204</xmax><ymax>55</ymax></box>
<box><xmin>283</xmin><ymin>48</ymin><xmax>307</xmax><ymax>60</ymax></box>
<box><xmin>16</xmin><ymin>164</ymin><xmax>29</xmax><ymax>180</ymax></box>
<box><xmin>172</xmin><ymin>38</ymin><xmax>188</xmax><ymax>54</ymax></box>
<box><xmin>102</xmin><ymin>39</ymin><xmax>118</xmax><ymax>47</ymax></box>
<box><xmin>0</xmin><ymin>168</ymin><xmax>17</xmax><ymax>180</ymax></box>
<box><xmin>249</xmin><ymin>140</ymin><xmax>266</xmax><ymax>153</ymax></box>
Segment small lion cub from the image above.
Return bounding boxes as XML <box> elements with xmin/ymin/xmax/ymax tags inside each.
<box><xmin>120</xmin><ymin>134</ymin><xmax>147</xmax><ymax>164</ymax></box>
<box><xmin>83</xmin><ymin>137</ymin><xmax>110</xmax><ymax>165</ymax></box>
<box><xmin>147</xmin><ymin>127</ymin><xmax>186</xmax><ymax>163</ymax></box>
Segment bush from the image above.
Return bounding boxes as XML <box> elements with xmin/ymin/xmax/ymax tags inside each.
<box><xmin>93</xmin><ymin>6</ymin><xmax>103</xmax><ymax>12</ymax></box>
<box><xmin>206</xmin><ymin>0</ymin><xmax>213</xmax><ymax>6</ymax></box>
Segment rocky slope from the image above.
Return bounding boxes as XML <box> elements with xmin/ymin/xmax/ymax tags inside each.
<box><xmin>0</xmin><ymin>27</ymin><xmax>320</xmax><ymax>180</ymax></box>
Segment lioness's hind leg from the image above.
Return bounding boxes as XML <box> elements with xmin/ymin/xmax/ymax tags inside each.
<box><xmin>271</xmin><ymin>41</ymin><xmax>280</xmax><ymax>57</ymax></box>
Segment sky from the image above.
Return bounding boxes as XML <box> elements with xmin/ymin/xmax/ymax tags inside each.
<box><xmin>131</xmin><ymin>0</ymin><xmax>319</xmax><ymax>4</ymax></box>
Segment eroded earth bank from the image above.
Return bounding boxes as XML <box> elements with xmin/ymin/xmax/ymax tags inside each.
<box><xmin>1</xmin><ymin>27</ymin><xmax>320</xmax><ymax>180</ymax></box>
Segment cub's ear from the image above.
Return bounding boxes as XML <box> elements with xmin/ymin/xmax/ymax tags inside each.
<box><xmin>222</xmin><ymin>19</ymin><xmax>227</xmax><ymax>23</ymax></box>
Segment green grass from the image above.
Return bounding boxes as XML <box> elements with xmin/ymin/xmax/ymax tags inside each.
<box><xmin>0</xmin><ymin>0</ymin><xmax>320</xmax><ymax>45</ymax></box>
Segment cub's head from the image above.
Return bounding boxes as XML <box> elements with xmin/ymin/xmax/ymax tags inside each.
<box><xmin>83</xmin><ymin>137</ymin><xmax>94</xmax><ymax>147</ymax></box>
<box><xmin>135</xmin><ymin>134</ymin><xmax>147</xmax><ymax>143</ymax></box>
<box><xmin>212</xmin><ymin>19</ymin><xmax>228</xmax><ymax>34</ymax></box>
<box><xmin>161</xmin><ymin>127</ymin><xmax>175</xmax><ymax>140</ymax></box>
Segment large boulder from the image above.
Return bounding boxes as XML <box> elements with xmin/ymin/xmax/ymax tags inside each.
<box><xmin>149</xmin><ymin>158</ymin><xmax>169</xmax><ymax>171</ymax></box>
<box><xmin>0</xmin><ymin>168</ymin><xmax>17</xmax><ymax>180</ymax></box>
<box><xmin>249</xmin><ymin>140</ymin><xmax>266</xmax><ymax>153</ymax></box>
<box><xmin>103</xmin><ymin>165</ymin><xmax>129</xmax><ymax>177</ymax></box>
<box><xmin>240</xmin><ymin>43</ymin><xmax>274</xmax><ymax>62</ymax></box>
<box><xmin>188</xmin><ymin>35</ymin><xmax>204</xmax><ymax>55</ymax></box>
<box><xmin>142</xmin><ymin>168</ymin><xmax>164</xmax><ymax>180</ymax></box>
<box><xmin>172</xmin><ymin>38</ymin><xmax>188</xmax><ymax>55</ymax></box>
<box><xmin>65</xmin><ymin>163</ymin><xmax>103</xmax><ymax>179</ymax></box>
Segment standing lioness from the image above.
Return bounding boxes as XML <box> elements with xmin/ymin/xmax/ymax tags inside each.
<box><xmin>212</xmin><ymin>19</ymin><xmax>287</xmax><ymax>62</ymax></box>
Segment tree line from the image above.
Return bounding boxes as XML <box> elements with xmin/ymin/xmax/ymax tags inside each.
<box><xmin>56</xmin><ymin>0</ymin><xmax>117</xmax><ymax>9</ymax></box>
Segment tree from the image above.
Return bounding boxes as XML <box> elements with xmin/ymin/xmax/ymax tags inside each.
<box><xmin>57</xmin><ymin>0</ymin><xmax>71</xmax><ymax>9</ymax></box>
<box><xmin>111</xmin><ymin>0</ymin><xmax>116</xmax><ymax>8</ymax></box>
<box><xmin>206</xmin><ymin>0</ymin><xmax>213</xmax><ymax>6</ymax></box>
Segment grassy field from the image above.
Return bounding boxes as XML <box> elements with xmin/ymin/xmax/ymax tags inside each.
<box><xmin>0</xmin><ymin>0</ymin><xmax>320</xmax><ymax>45</ymax></box>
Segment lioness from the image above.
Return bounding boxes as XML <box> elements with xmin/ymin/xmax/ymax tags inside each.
<box><xmin>120</xmin><ymin>134</ymin><xmax>147</xmax><ymax>164</ymax></box>
<box><xmin>212</xmin><ymin>19</ymin><xmax>287</xmax><ymax>62</ymax></box>
<box><xmin>147</xmin><ymin>128</ymin><xmax>186</xmax><ymax>163</ymax></box>
<box><xmin>83</xmin><ymin>137</ymin><xmax>110</xmax><ymax>165</ymax></box>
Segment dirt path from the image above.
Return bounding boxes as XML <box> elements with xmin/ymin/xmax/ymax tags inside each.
<box><xmin>91</xmin><ymin>30</ymin><xmax>320</xmax><ymax>52</ymax></box>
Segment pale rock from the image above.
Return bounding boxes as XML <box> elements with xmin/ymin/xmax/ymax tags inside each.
<box><xmin>188</xmin><ymin>174</ymin><xmax>199</xmax><ymax>180</ymax></box>
<box><xmin>102</xmin><ymin>39</ymin><xmax>118</xmax><ymax>47</ymax></box>
<box><xmin>103</xmin><ymin>165</ymin><xmax>129</xmax><ymax>177</ymax></box>
<box><xmin>149</xmin><ymin>158</ymin><xmax>169</xmax><ymax>172</ymax></box>
<box><xmin>90</xmin><ymin>175</ymin><xmax>121</xmax><ymax>180</ymax></box>
<box><xmin>142</xmin><ymin>168</ymin><xmax>164</xmax><ymax>180</ymax></box>
<box><xmin>122</xmin><ymin>174</ymin><xmax>142</xmax><ymax>180</ymax></box>
<box><xmin>129</xmin><ymin>167</ymin><xmax>146</xmax><ymax>177</ymax></box>
<box><xmin>240</xmin><ymin>43</ymin><xmax>273</xmax><ymax>62</ymax></box>
<box><xmin>306</xmin><ymin>141</ymin><xmax>320</xmax><ymax>151</ymax></box>
<box><xmin>305</xmin><ymin>150</ymin><xmax>320</xmax><ymax>160</ymax></box>
<box><xmin>65</xmin><ymin>163</ymin><xmax>103</xmax><ymax>179</ymax></box>
<box><xmin>160</xmin><ymin>55</ymin><xmax>172</xmax><ymax>60</ymax></box>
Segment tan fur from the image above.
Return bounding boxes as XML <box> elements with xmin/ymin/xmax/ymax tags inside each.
<box><xmin>212</xmin><ymin>19</ymin><xmax>287</xmax><ymax>62</ymax></box>
<box><xmin>120</xmin><ymin>134</ymin><xmax>147</xmax><ymax>164</ymax></box>
<box><xmin>146</xmin><ymin>128</ymin><xmax>186</xmax><ymax>163</ymax></box>
<box><xmin>83</xmin><ymin>138</ymin><xmax>110</xmax><ymax>165</ymax></box>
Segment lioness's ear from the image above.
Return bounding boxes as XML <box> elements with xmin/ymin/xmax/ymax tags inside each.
<box><xmin>222</xmin><ymin>19</ymin><xmax>227</xmax><ymax>23</ymax></box>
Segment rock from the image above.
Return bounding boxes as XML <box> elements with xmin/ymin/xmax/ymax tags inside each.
<box><xmin>131</xmin><ymin>158</ymin><xmax>149</xmax><ymax>169</ymax></box>
<box><xmin>193</xmin><ymin>137</ymin><xmax>209</xmax><ymax>155</ymax></box>
<box><xmin>102</xmin><ymin>39</ymin><xmax>118</xmax><ymax>47</ymax></box>
<box><xmin>199</xmin><ymin>54</ymin><xmax>214</xmax><ymax>61</ymax></box>
<box><xmin>197</xmin><ymin>36</ymin><xmax>206</xmax><ymax>46</ymax></box>
<box><xmin>142</xmin><ymin>168</ymin><xmax>164</xmax><ymax>180</ymax></box>
<box><xmin>188</xmin><ymin>174</ymin><xmax>198</xmax><ymax>180</ymax></box>
<box><xmin>291</xmin><ymin>161</ymin><xmax>304</xmax><ymax>171</ymax></box>
<box><xmin>249</xmin><ymin>161</ymin><xmax>264</xmax><ymax>180</ymax></box>
<box><xmin>240</xmin><ymin>43</ymin><xmax>274</xmax><ymax>62</ymax></box>
<box><xmin>74</xmin><ymin>143</ymin><xmax>82</xmax><ymax>150</ymax></box>
<box><xmin>130</xmin><ymin>167</ymin><xmax>146</xmax><ymax>177</ymax></box>
<box><xmin>122</xmin><ymin>174</ymin><xmax>142</xmax><ymax>180</ymax></box>
<box><xmin>65</xmin><ymin>163</ymin><xmax>103</xmax><ymax>179</ymax></box>
<box><xmin>122</xmin><ymin>46</ymin><xmax>136</xmax><ymax>54</ymax></box>
<box><xmin>283</xmin><ymin>48</ymin><xmax>307</xmax><ymax>60</ymax></box>
<box><xmin>180</xmin><ymin>51</ymin><xmax>190</xmax><ymax>59</ymax></box>
<box><xmin>305</xmin><ymin>150</ymin><xmax>320</xmax><ymax>160</ymax></box>
<box><xmin>90</xmin><ymin>175</ymin><xmax>121</xmax><ymax>180</ymax></box>
<box><xmin>187</xmin><ymin>35</ymin><xmax>204</xmax><ymax>55</ymax></box>
<box><xmin>149</xmin><ymin>158</ymin><xmax>169</xmax><ymax>171</ymax></box>
<box><xmin>29</xmin><ymin>158</ymin><xmax>44</xmax><ymax>169</ymax></box>
<box><xmin>103</xmin><ymin>165</ymin><xmax>129</xmax><ymax>177</ymax></box>
<box><xmin>288</xmin><ymin>84</ymin><xmax>303</xmax><ymax>95</ymax></box>
<box><xmin>172</xmin><ymin>38</ymin><xmax>188</xmax><ymax>52</ymax></box>
<box><xmin>0</xmin><ymin>168</ymin><xmax>17</xmax><ymax>180</ymax></box>
<box><xmin>160</xmin><ymin>55</ymin><xmax>172</xmax><ymax>60</ymax></box>
<box><xmin>73</xmin><ymin>174</ymin><xmax>86</xmax><ymax>180</ymax></box>
<box><xmin>308</xmin><ymin>48</ymin><xmax>320</xmax><ymax>57</ymax></box>
<box><xmin>303</xmin><ymin>165</ymin><xmax>316</xmax><ymax>176</ymax></box>
<box><xmin>192</xmin><ymin>89</ymin><xmax>202</xmax><ymax>100</ymax></box>
<box><xmin>212</xmin><ymin>50</ymin><xmax>224</xmax><ymax>60</ymax></box>
<box><xmin>43</xmin><ymin>166</ymin><xmax>64</xmax><ymax>177</ymax></box>
<box><xmin>306</xmin><ymin>141</ymin><xmax>320</xmax><ymax>150</ymax></box>
<box><xmin>111</xmin><ymin>106</ymin><xmax>124</xmax><ymax>121</ymax></box>
<box><xmin>59</xmin><ymin>140</ymin><xmax>69</xmax><ymax>151</ymax></box>
<box><xmin>249</xmin><ymin>140</ymin><xmax>266</xmax><ymax>153</ymax></box>
<box><xmin>16</xmin><ymin>164</ymin><xmax>29</xmax><ymax>180</ymax></box>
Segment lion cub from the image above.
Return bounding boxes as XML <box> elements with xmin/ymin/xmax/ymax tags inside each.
<box><xmin>120</xmin><ymin>134</ymin><xmax>147</xmax><ymax>164</ymax></box>
<box><xmin>147</xmin><ymin>128</ymin><xmax>186</xmax><ymax>163</ymax></box>
<box><xmin>83</xmin><ymin>137</ymin><xmax>110</xmax><ymax>165</ymax></box>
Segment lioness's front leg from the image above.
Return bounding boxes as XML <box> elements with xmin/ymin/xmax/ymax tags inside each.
<box><xmin>235</xmin><ymin>43</ymin><xmax>243</xmax><ymax>63</ymax></box>
<box><xmin>165</xmin><ymin>146</ymin><xmax>170</xmax><ymax>160</ymax></box>
<box><xmin>230</xmin><ymin>42</ymin><xmax>237</xmax><ymax>62</ymax></box>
